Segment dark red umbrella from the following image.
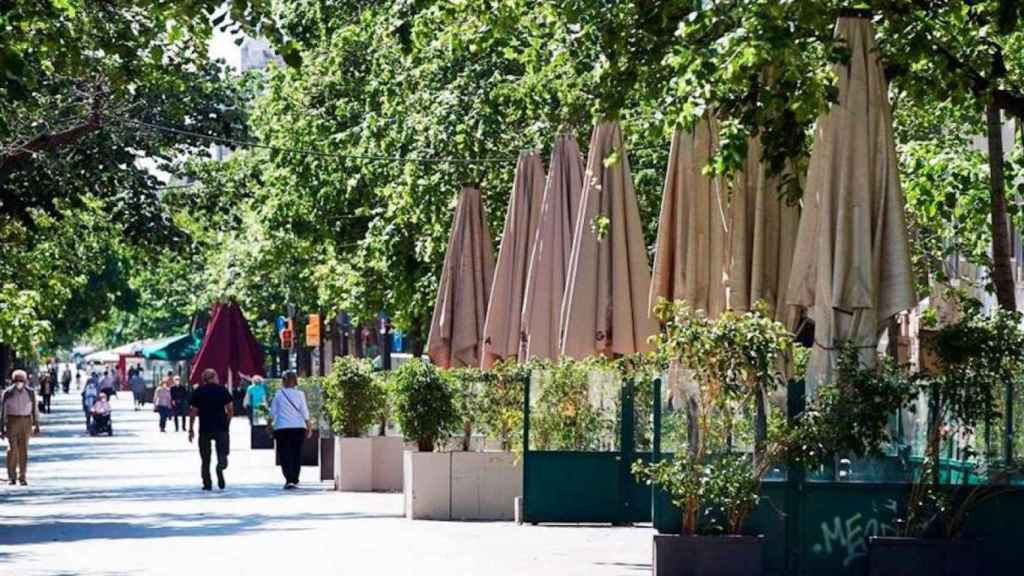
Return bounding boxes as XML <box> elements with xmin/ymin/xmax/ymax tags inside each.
<box><xmin>189</xmin><ymin>302</ymin><xmax>265</xmax><ymax>386</ymax></box>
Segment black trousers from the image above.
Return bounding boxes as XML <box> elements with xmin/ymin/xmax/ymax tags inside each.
<box><xmin>41</xmin><ymin>394</ymin><xmax>51</xmax><ymax>413</ymax></box>
<box><xmin>275</xmin><ymin>428</ymin><xmax>305</xmax><ymax>484</ymax></box>
<box><xmin>198</xmin><ymin>431</ymin><xmax>230</xmax><ymax>487</ymax></box>
<box><xmin>173</xmin><ymin>410</ymin><xmax>187</xmax><ymax>431</ymax></box>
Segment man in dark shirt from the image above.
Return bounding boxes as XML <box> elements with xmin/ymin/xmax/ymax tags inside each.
<box><xmin>188</xmin><ymin>369</ymin><xmax>234</xmax><ymax>490</ymax></box>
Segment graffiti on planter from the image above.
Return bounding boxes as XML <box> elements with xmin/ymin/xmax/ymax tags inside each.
<box><xmin>810</xmin><ymin>499</ymin><xmax>898</xmax><ymax>568</ymax></box>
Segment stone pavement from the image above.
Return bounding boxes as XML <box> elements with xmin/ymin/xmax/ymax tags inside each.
<box><xmin>1</xmin><ymin>389</ymin><xmax>653</xmax><ymax>575</ymax></box>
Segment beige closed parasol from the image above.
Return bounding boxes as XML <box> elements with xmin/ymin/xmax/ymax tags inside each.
<box><xmin>560</xmin><ymin>121</ymin><xmax>657</xmax><ymax>358</ymax></box>
<box><xmin>520</xmin><ymin>134</ymin><xmax>584</xmax><ymax>362</ymax></box>
<box><xmin>786</xmin><ymin>17</ymin><xmax>916</xmax><ymax>395</ymax></box>
<box><xmin>650</xmin><ymin>118</ymin><xmax>799</xmax><ymax>324</ymax></box>
<box><xmin>482</xmin><ymin>151</ymin><xmax>546</xmax><ymax>368</ymax></box>
<box><xmin>427</xmin><ymin>185</ymin><xmax>497</xmax><ymax>369</ymax></box>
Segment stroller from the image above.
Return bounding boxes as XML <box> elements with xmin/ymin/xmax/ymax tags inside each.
<box><xmin>90</xmin><ymin>411</ymin><xmax>113</xmax><ymax>436</ymax></box>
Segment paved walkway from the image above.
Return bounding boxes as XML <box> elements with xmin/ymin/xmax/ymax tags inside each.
<box><xmin>1</xmin><ymin>390</ymin><xmax>653</xmax><ymax>575</ymax></box>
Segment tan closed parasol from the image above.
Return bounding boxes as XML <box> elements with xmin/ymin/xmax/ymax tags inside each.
<box><xmin>560</xmin><ymin>122</ymin><xmax>657</xmax><ymax>358</ymax></box>
<box><xmin>427</xmin><ymin>185</ymin><xmax>497</xmax><ymax>369</ymax></box>
<box><xmin>482</xmin><ymin>152</ymin><xmax>546</xmax><ymax>368</ymax></box>
<box><xmin>786</xmin><ymin>17</ymin><xmax>916</xmax><ymax>395</ymax></box>
<box><xmin>520</xmin><ymin>134</ymin><xmax>584</xmax><ymax>361</ymax></box>
<box><xmin>650</xmin><ymin>118</ymin><xmax>799</xmax><ymax>323</ymax></box>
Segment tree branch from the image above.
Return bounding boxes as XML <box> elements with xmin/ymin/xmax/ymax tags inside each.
<box><xmin>0</xmin><ymin>89</ymin><xmax>106</xmax><ymax>172</ymax></box>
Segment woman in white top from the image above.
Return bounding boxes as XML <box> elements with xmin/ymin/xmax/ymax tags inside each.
<box><xmin>269</xmin><ymin>370</ymin><xmax>311</xmax><ymax>489</ymax></box>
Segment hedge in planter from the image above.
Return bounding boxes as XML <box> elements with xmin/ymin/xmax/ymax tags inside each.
<box><xmin>634</xmin><ymin>301</ymin><xmax>790</xmax><ymax>576</ymax></box>
<box><xmin>391</xmin><ymin>360</ymin><xmax>458</xmax><ymax>451</ymax></box>
<box><xmin>321</xmin><ymin>357</ymin><xmax>385</xmax><ymax>437</ymax></box>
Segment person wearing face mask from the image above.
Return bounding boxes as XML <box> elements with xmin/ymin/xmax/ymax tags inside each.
<box><xmin>1</xmin><ymin>370</ymin><xmax>41</xmax><ymax>485</ymax></box>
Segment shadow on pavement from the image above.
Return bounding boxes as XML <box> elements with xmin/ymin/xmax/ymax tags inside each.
<box><xmin>0</xmin><ymin>510</ymin><xmax>398</xmax><ymax>548</ymax></box>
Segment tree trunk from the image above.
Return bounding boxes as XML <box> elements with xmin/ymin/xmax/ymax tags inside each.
<box><xmin>986</xmin><ymin>104</ymin><xmax>1017</xmax><ymax>311</ymax></box>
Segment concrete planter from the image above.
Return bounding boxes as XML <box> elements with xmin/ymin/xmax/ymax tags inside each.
<box><xmin>652</xmin><ymin>534</ymin><xmax>763</xmax><ymax>576</ymax></box>
<box><xmin>403</xmin><ymin>450</ymin><xmax>521</xmax><ymax>521</ymax></box>
<box><xmin>334</xmin><ymin>436</ymin><xmax>406</xmax><ymax>492</ymax></box>
<box><xmin>451</xmin><ymin>452</ymin><xmax>521</xmax><ymax>521</ymax></box>
<box><xmin>867</xmin><ymin>537</ymin><xmax>979</xmax><ymax>576</ymax></box>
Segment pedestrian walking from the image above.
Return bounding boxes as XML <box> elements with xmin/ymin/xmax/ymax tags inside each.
<box><xmin>130</xmin><ymin>368</ymin><xmax>146</xmax><ymax>411</ymax></box>
<box><xmin>100</xmin><ymin>370</ymin><xmax>116</xmax><ymax>398</ymax></box>
<box><xmin>75</xmin><ymin>371</ymin><xmax>82</xmax><ymax>390</ymax></box>
<box><xmin>1</xmin><ymin>370</ymin><xmax>41</xmax><ymax>485</ymax></box>
<box><xmin>269</xmin><ymin>370</ymin><xmax>311</xmax><ymax>490</ymax></box>
<box><xmin>243</xmin><ymin>375</ymin><xmax>268</xmax><ymax>424</ymax></box>
<box><xmin>38</xmin><ymin>373</ymin><xmax>53</xmax><ymax>413</ymax></box>
<box><xmin>82</xmin><ymin>378</ymin><xmax>99</xmax><ymax>431</ymax></box>
<box><xmin>61</xmin><ymin>367</ymin><xmax>72</xmax><ymax>394</ymax></box>
<box><xmin>170</xmin><ymin>376</ymin><xmax>189</xmax><ymax>432</ymax></box>
<box><xmin>154</xmin><ymin>379</ymin><xmax>173</xmax><ymax>432</ymax></box>
<box><xmin>188</xmin><ymin>369</ymin><xmax>233</xmax><ymax>491</ymax></box>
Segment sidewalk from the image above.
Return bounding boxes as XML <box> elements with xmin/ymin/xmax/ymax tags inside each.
<box><xmin>0</xmin><ymin>390</ymin><xmax>653</xmax><ymax>575</ymax></box>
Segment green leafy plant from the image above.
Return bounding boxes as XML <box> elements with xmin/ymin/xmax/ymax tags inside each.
<box><xmin>902</xmin><ymin>303</ymin><xmax>1024</xmax><ymax>538</ymax></box>
<box><xmin>321</xmin><ymin>357</ymin><xmax>385</xmax><ymax>437</ymax></box>
<box><xmin>530</xmin><ymin>358</ymin><xmax>617</xmax><ymax>451</ymax></box>
<box><xmin>634</xmin><ymin>300</ymin><xmax>791</xmax><ymax>535</ymax></box>
<box><xmin>390</xmin><ymin>360</ymin><xmax>458</xmax><ymax>452</ymax></box>
<box><xmin>443</xmin><ymin>367</ymin><xmax>486</xmax><ymax>451</ymax></box>
<box><xmin>787</xmin><ymin>346</ymin><xmax>919</xmax><ymax>469</ymax></box>
<box><xmin>479</xmin><ymin>360</ymin><xmax>528</xmax><ymax>451</ymax></box>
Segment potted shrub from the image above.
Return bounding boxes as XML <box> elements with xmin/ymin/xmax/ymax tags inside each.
<box><xmin>444</xmin><ymin>367</ymin><xmax>485</xmax><ymax>451</ymax></box>
<box><xmin>322</xmin><ymin>357</ymin><xmax>401</xmax><ymax>492</ymax></box>
<box><xmin>393</xmin><ymin>360</ymin><xmax>459</xmax><ymax>519</ymax></box>
<box><xmin>633</xmin><ymin>301</ymin><xmax>790</xmax><ymax>576</ymax></box>
<box><xmin>867</xmin><ymin>304</ymin><xmax>1024</xmax><ymax>576</ymax></box>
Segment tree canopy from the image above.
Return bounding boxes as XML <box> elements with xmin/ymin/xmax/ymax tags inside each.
<box><xmin>3</xmin><ymin>1</ymin><xmax>1024</xmax><ymax>357</ymax></box>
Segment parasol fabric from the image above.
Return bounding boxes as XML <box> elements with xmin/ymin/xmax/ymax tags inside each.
<box><xmin>785</xmin><ymin>17</ymin><xmax>916</xmax><ymax>394</ymax></box>
<box><xmin>520</xmin><ymin>134</ymin><xmax>584</xmax><ymax>362</ymax></box>
<box><xmin>427</xmin><ymin>185</ymin><xmax>496</xmax><ymax>369</ymax></box>
<box><xmin>560</xmin><ymin>122</ymin><xmax>657</xmax><ymax>358</ymax></box>
<box><xmin>482</xmin><ymin>152</ymin><xmax>546</xmax><ymax>368</ymax></box>
<box><xmin>189</xmin><ymin>302</ymin><xmax>265</xmax><ymax>386</ymax></box>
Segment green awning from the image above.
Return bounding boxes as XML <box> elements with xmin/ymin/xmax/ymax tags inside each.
<box><xmin>141</xmin><ymin>332</ymin><xmax>201</xmax><ymax>361</ymax></box>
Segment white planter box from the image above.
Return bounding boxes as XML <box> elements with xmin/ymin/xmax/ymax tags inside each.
<box><xmin>404</xmin><ymin>450</ymin><xmax>451</xmax><ymax>520</ymax></box>
<box><xmin>335</xmin><ymin>436</ymin><xmax>407</xmax><ymax>492</ymax></box>
<box><xmin>403</xmin><ymin>450</ymin><xmax>521</xmax><ymax>521</ymax></box>
<box><xmin>451</xmin><ymin>451</ymin><xmax>521</xmax><ymax>521</ymax></box>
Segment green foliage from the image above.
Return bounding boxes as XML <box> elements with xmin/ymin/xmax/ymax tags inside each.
<box><xmin>530</xmin><ymin>358</ymin><xmax>618</xmax><ymax>451</ymax></box>
<box><xmin>321</xmin><ymin>357</ymin><xmax>385</xmax><ymax>437</ymax></box>
<box><xmin>902</xmin><ymin>302</ymin><xmax>1024</xmax><ymax>538</ymax></box>
<box><xmin>443</xmin><ymin>367</ymin><xmax>486</xmax><ymax>451</ymax></box>
<box><xmin>640</xmin><ymin>300</ymin><xmax>792</xmax><ymax>535</ymax></box>
<box><xmin>479</xmin><ymin>361</ymin><xmax>529</xmax><ymax>451</ymax></box>
<box><xmin>787</xmin><ymin>346</ymin><xmax>919</xmax><ymax>468</ymax></box>
<box><xmin>390</xmin><ymin>359</ymin><xmax>458</xmax><ymax>451</ymax></box>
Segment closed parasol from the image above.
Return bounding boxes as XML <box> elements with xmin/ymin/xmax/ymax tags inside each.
<box><xmin>482</xmin><ymin>152</ymin><xmax>546</xmax><ymax>368</ymax></box>
<box><xmin>520</xmin><ymin>134</ymin><xmax>584</xmax><ymax>362</ymax></box>
<box><xmin>785</xmin><ymin>17</ymin><xmax>916</xmax><ymax>395</ymax></box>
<box><xmin>560</xmin><ymin>122</ymin><xmax>657</xmax><ymax>358</ymax></box>
<box><xmin>426</xmin><ymin>185</ymin><xmax>496</xmax><ymax>369</ymax></box>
